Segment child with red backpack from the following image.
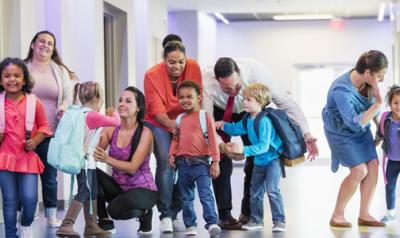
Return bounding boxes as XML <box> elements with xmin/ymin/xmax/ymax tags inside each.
<box><xmin>215</xmin><ymin>83</ymin><xmax>286</xmax><ymax>232</ymax></box>
<box><xmin>0</xmin><ymin>57</ymin><xmax>52</xmax><ymax>238</ymax></box>
<box><xmin>376</xmin><ymin>85</ymin><xmax>400</xmax><ymax>224</ymax></box>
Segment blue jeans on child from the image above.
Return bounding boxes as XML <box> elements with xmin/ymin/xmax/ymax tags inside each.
<box><xmin>385</xmin><ymin>160</ymin><xmax>400</xmax><ymax>210</ymax></box>
<box><xmin>250</xmin><ymin>158</ymin><xmax>286</xmax><ymax>224</ymax></box>
<box><xmin>145</xmin><ymin>122</ymin><xmax>181</xmax><ymax>220</ymax></box>
<box><xmin>177</xmin><ymin>158</ymin><xmax>218</xmax><ymax>229</ymax></box>
<box><xmin>0</xmin><ymin>171</ymin><xmax>38</xmax><ymax>238</ymax></box>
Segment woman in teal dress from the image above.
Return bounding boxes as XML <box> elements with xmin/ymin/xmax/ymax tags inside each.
<box><xmin>322</xmin><ymin>50</ymin><xmax>388</xmax><ymax>228</ymax></box>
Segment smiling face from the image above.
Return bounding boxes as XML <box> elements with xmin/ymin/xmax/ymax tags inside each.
<box><xmin>118</xmin><ymin>90</ymin><xmax>140</xmax><ymax>118</ymax></box>
<box><xmin>390</xmin><ymin>94</ymin><xmax>400</xmax><ymax>120</ymax></box>
<box><xmin>178</xmin><ymin>86</ymin><xmax>200</xmax><ymax>113</ymax></box>
<box><xmin>165</xmin><ymin>50</ymin><xmax>186</xmax><ymax>81</ymax></box>
<box><xmin>217</xmin><ymin>72</ymin><xmax>242</xmax><ymax>96</ymax></box>
<box><xmin>31</xmin><ymin>33</ymin><xmax>55</xmax><ymax>62</ymax></box>
<box><xmin>0</xmin><ymin>63</ymin><xmax>25</xmax><ymax>97</ymax></box>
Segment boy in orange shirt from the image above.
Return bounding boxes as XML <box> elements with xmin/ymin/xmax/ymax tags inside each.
<box><xmin>169</xmin><ymin>80</ymin><xmax>221</xmax><ymax>236</ymax></box>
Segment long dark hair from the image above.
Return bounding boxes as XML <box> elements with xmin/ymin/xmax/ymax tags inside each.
<box><xmin>24</xmin><ymin>30</ymin><xmax>75</xmax><ymax>79</ymax></box>
<box><xmin>125</xmin><ymin>86</ymin><xmax>146</xmax><ymax>161</ymax></box>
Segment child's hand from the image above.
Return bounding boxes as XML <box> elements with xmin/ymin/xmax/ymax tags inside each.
<box><xmin>214</xmin><ymin>121</ymin><xmax>225</xmax><ymax>130</ymax></box>
<box><xmin>224</xmin><ymin>142</ymin><xmax>242</xmax><ymax>154</ymax></box>
<box><xmin>169</xmin><ymin>155</ymin><xmax>176</xmax><ymax>169</ymax></box>
<box><xmin>210</xmin><ymin>161</ymin><xmax>220</xmax><ymax>179</ymax></box>
<box><xmin>94</xmin><ymin>146</ymin><xmax>108</xmax><ymax>163</ymax></box>
<box><xmin>56</xmin><ymin>110</ymin><xmax>65</xmax><ymax>120</ymax></box>
<box><xmin>106</xmin><ymin>107</ymin><xmax>116</xmax><ymax>116</ymax></box>
<box><xmin>23</xmin><ymin>139</ymin><xmax>37</xmax><ymax>151</ymax></box>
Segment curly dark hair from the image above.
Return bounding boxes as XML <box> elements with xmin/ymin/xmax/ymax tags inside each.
<box><xmin>0</xmin><ymin>57</ymin><xmax>34</xmax><ymax>93</ymax></box>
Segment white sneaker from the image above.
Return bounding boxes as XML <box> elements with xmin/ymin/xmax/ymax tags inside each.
<box><xmin>208</xmin><ymin>224</ymin><xmax>221</xmax><ymax>236</ymax></box>
<box><xmin>173</xmin><ymin>218</ymin><xmax>185</xmax><ymax>231</ymax></box>
<box><xmin>381</xmin><ymin>214</ymin><xmax>396</xmax><ymax>224</ymax></box>
<box><xmin>242</xmin><ymin>221</ymin><xmax>263</xmax><ymax>231</ymax></box>
<box><xmin>19</xmin><ymin>225</ymin><xmax>33</xmax><ymax>238</ymax></box>
<box><xmin>272</xmin><ymin>222</ymin><xmax>286</xmax><ymax>232</ymax></box>
<box><xmin>185</xmin><ymin>226</ymin><xmax>197</xmax><ymax>236</ymax></box>
<box><xmin>160</xmin><ymin>217</ymin><xmax>173</xmax><ymax>233</ymax></box>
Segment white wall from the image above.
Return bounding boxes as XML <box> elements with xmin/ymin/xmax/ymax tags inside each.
<box><xmin>197</xmin><ymin>12</ymin><xmax>217</xmax><ymax>66</ymax></box>
<box><xmin>216</xmin><ymin>19</ymin><xmax>394</xmax><ymax>95</ymax></box>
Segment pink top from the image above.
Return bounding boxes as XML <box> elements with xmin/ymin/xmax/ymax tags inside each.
<box><xmin>85</xmin><ymin>111</ymin><xmax>121</xmax><ymax>130</ymax></box>
<box><xmin>0</xmin><ymin>95</ymin><xmax>52</xmax><ymax>174</ymax></box>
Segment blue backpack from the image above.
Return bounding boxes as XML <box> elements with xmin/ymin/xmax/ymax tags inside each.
<box><xmin>243</xmin><ymin>107</ymin><xmax>306</xmax><ymax>169</ymax></box>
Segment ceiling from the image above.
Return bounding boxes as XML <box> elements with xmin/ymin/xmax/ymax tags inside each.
<box><xmin>168</xmin><ymin>0</ymin><xmax>390</xmax><ymax>21</ymax></box>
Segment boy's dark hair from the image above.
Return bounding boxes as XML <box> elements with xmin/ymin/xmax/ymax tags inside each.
<box><xmin>162</xmin><ymin>34</ymin><xmax>182</xmax><ymax>48</ymax></box>
<box><xmin>24</xmin><ymin>30</ymin><xmax>76</xmax><ymax>79</ymax></box>
<box><xmin>214</xmin><ymin>57</ymin><xmax>240</xmax><ymax>80</ymax></box>
<box><xmin>177</xmin><ymin>80</ymin><xmax>200</xmax><ymax>96</ymax></box>
<box><xmin>0</xmin><ymin>57</ymin><xmax>34</xmax><ymax>93</ymax></box>
<box><xmin>355</xmin><ymin>50</ymin><xmax>388</xmax><ymax>74</ymax></box>
<box><xmin>124</xmin><ymin>86</ymin><xmax>146</xmax><ymax>162</ymax></box>
<box><xmin>386</xmin><ymin>85</ymin><xmax>400</xmax><ymax>106</ymax></box>
<box><xmin>163</xmin><ymin>41</ymin><xmax>186</xmax><ymax>59</ymax></box>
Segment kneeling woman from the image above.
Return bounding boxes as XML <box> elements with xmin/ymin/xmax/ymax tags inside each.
<box><xmin>94</xmin><ymin>86</ymin><xmax>157</xmax><ymax>234</ymax></box>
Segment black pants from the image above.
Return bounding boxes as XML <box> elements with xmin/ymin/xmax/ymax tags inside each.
<box><xmin>212</xmin><ymin>106</ymin><xmax>254</xmax><ymax>220</ymax></box>
<box><xmin>96</xmin><ymin>168</ymin><xmax>158</xmax><ymax>220</ymax></box>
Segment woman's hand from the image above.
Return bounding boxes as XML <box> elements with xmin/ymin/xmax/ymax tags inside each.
<box><xmin>214</xmin><ymin>121</ymin><xmax>225</xmax><ymax>130</ymax></box>
<box><xmin>23</xmin><ymin>138</ymin><xmax>37</xmax><ymax>151</ymax></box>
<box><xmin>372</xmin><ymin>84</ymin><xmax>382</xmax><ymax>105</ymax></box>
<box><xmin>94</xmin><ymin>146</ymin><xmax>108</xmax><ymax>163</ymax></box>
<box><xmin>304</xmin><ymin>133</ymin><xmax>318</xmax><ymax>161</ymax></box>
<box><xmin>169</xmin><ymin>155</ymin><xmax>176</xmax><ymax>169</ymax></box>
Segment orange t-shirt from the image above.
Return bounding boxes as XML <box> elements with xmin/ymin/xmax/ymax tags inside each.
<box><xmin>169</xmin><ymin>111</ymin><xmax>220</xmax><ymax>162</ymax></box>
<box><xmin>144</xmin><ymin>59</ymin><xmax>202</xmax><ymax>131</ymax></box>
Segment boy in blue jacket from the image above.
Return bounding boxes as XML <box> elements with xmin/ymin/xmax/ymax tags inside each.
<box><xmin>215</xmin><ymin>83</ymin><xmax>286</xmax><ymax>232</ymax></box>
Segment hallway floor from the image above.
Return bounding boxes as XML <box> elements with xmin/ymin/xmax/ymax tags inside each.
<box><xmin>1</xmin><ymin>159</ymin><xmax>399</xmax><ymax>238</ymax></box>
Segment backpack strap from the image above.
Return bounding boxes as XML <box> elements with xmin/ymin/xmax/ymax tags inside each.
<box><xmin>379</xmin><ymin>111</ymin><xmax>390</xmax><ymax>185</ymax></box>
<box><xmin>25</xmin><ymin>93</ymin><xmax>37</xmax><ymax>139</ymax></box>
<box><xmin>176</xmin><ymin>113</ymin><xmax>185</xmax><ymax>127</ymax></box>
<box><xmin>0</xmin><ymin>92</ymin><xmax>5</xmax><ymax>134</ymax></box>
<box><xmin>380</xmin><ymin>111</ymin><xmax>390</xmax><ymax>136</ymax></box>
<box><xmin>199</xmin><ymin>110</ymin><xmax>208</xmax><ymax>145</ymax></box>
<box><xmin>0</xmin><ymin>92</ymin><xmax>36</xmax><ymax>139</ymax></box>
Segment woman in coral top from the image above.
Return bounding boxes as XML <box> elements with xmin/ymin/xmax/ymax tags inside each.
<box><xmin>144</xmin><ymin>40</ymin><xmax>202</xmax><ymax>232</ymax></box>
<box><xmin>0</xmin><ymin>58</ymin><xmax>52</xmax><ymax>238</ymax></box>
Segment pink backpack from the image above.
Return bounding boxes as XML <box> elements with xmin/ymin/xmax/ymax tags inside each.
<box><xmin>0</xmin><ymin>92</ymin><xmax>37</xmax><ymax>140</ymax></box>
<box><xmin>379</xmin><ymin>111</ymin><xmax>390</xmax><ymax>184</ymax></box>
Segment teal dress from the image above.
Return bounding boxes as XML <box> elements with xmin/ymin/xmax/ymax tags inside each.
<box><xmin>322</xmin><ymin>70</ymin><xmax>378</xmax><ymax>172</ymax></box>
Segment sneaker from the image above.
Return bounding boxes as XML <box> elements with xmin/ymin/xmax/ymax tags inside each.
<box><xmin>381</xmin><ymin>214</ymin><xmax>396</xmax><ymax>224</ymax></box>
<box><xmin>172</xmin><ymin>218</ymin><xmax>185</xmax><ymax>231</ymax></box>
<box><xmin>160</xmin><ymin>217</ymin><xmax>173</xmax><ymax>233</ymax></box>
<box><xmin>19</xmin><ymin>225</ymin><xmax>33</xmax><ymax>238</ymax></box>
<box><xmin>47</xmin><ymin>217</ymin><xmax>62</xmax><ymax>228</ymax></box>
<box><xmin>242</xmin><ymin>221</ymin><xmax>263</xmax><ymax>231</ymax></box>
<box><xmin>185</xmin><ymin>226</ymin><xmax>197</xmax><ymax>236</ymax></box>
<box><xmin>98</xmin><ymin>218</ymin><xmax>117</xmax><ymax>235</ymax></box>
<box><xmin>137</xmin><ymin>209</ymin><xmax>152</xmax><ymax>234</ymax></box>
<box><xmin>272</xmin><ymin>222</ymin><xmax>286</xmax><ymax>232</ymax></box>
<box><xmin>208</xmin><ymin>224</ymin><xmax>221</xmax><ymax>236</ymax></box>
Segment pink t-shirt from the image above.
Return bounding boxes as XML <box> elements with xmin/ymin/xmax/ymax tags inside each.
<box><xmin>0</xmin><ymin>95</ymin><xmax>52</xmax><ymax>174</ymax></box>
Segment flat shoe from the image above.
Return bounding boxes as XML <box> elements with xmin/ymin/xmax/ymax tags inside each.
<box><xmin>358</xmin><ymin>218</ymin><xmax>385</xmax><ymax>227</ymax></box>
<box><xmin>329</xmin><ymin>219</ymin><xmax>352</xmax><ymax>228</ymax></box>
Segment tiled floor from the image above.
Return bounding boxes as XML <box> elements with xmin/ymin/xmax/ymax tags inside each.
<box><xmin>1</xmin><ymin>159</ymin><xmax>400</xmax><ymax>237</ymax></box>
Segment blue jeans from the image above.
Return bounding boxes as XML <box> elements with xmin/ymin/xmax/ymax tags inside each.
<box><xmin>385</xmin><ymin>160</ymin><xmax>400</xmax><ymax>210</ymax></box>
<box><xmin>177</xmin><ymin>159</ymin><xmax>218</xmax><ymax>229</ymax></box>
<box><xmin>36</xmin><ymin>137</ymin><xmax>58</xmax><ymax>209</ymax></box>
<box><xmin>250</xmin><ymin>159</ymin><xmax>286</xmax><ymax>224</ymax></box>
<box><xmin>145</xmin><ymin>122</ymin><xmax>181</xmax><ymax>219</ymax></box>
<box><xmin>0</xmin><ymin>171</ymin><xmax>38</xmax><ymax>238</ymax></box>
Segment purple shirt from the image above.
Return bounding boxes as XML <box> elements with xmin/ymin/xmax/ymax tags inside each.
<box><xmin>388</xmin><ymin>120</ymin><xmax>400</xmax><ymax>161</ymax></box>
<box><xmin>109</xmin><ymin>126</ymin><xmax>157</xmax><ymax>191</ymax></box>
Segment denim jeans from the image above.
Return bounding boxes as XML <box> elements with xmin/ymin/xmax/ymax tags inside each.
<box><xmin>35</xmin><ymin>137</ymin><xmax>58</xmax><ymax>209</ymax></box>
<box><xmin>250</xmin><ymin>158</ymin><xmax>286</xmax><ymax>224</ymax></box>
<box><xmin>74</xmin><ymin>169</ymin><xmax>97</xmax><ymax>203</ymax></box>
<box><xmin>0</xmin><ymin>171</ymin><xmax>38</xmax><ymax>238</ymax></box>
<box><xmin>177</xmin><ymin>159</ymin><xmax>218</xmax><ymax>229</ymax></box>
<box><xmin>145</xmin><ymin>122</ymin><xmax>181</xmax><ymax>219</ymax></box>
<box><xmin>385</xmin><ymin>160</ymin><xmax>400</xmax><ymax>210</ymax></box>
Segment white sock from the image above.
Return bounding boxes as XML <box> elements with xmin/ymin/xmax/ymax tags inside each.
<box><xmin>387</xmin><ymin>209</ymin><xmax>395</xmax><ymax>216</ymax></box>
